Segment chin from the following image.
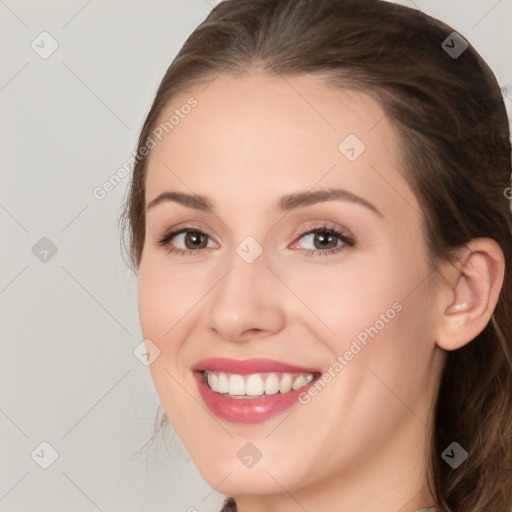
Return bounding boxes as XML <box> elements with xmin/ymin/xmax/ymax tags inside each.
<box><xmin>204</xmin><ymin>471</ymin><xmax>289</xmax><ymax>497</ymax></box>
<box><xmin>192</xmin><ymin>452</ymin><xmax>306</xmax><ymax>497</ymax></box>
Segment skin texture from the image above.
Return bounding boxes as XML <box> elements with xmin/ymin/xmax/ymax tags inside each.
<box><xmin>137</xmin><ymin>73</ymin><xmax>504</xmax><ymax>511</ymax></box>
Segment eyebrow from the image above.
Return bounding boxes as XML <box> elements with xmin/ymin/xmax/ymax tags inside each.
<box><xmin>145</xmin><ymin>188</ymin><xmax>383</xmax><ymax>217</ymax></box>
<box><xmin>146</xmin><ymin>191</ymin><xmax>213</xmax><ymax>212</ymax></box>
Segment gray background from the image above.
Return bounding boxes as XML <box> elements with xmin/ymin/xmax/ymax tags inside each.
<box><xmin>0</xmin><ymin>1</ymin><xmax>510</xmax><ymax>511</ymax></box>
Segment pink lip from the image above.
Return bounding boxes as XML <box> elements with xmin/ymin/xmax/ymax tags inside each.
<box><xmin>192</xmin><ymin>358</ymin><xmax>320</xmax><ymax>424</ymax></box>
<box><xmin>192</xmin><ymin>357</ymin><xmax>320</xmax><ymax>375</ymax></box>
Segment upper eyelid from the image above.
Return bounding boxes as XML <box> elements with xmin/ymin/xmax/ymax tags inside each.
<box><xmin>291</xmin><ymin>226</ymin><xmax>354</xmax><ymax>248</ymax></box>
<box><xmin>161</xmin><ymin>223</ymin><xmax>346</xmax><ymax>237</ymax></box>
<box><xmin>160</xmin><ymin>222</ymin><xmax>217</xmax><ymax>239</ymax></box>
<box><xmin>158</xmin><ymin>226</ymin><xmax>219</xmax><ymax>246</ymax></box>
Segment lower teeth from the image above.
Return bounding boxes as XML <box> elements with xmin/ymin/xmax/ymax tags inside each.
<box><xmin>226</xmin><ymin>394</ymin><xmax>262</xmax><ymax>399</ymax></box>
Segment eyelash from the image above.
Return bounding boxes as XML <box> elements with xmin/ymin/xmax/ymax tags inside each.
<box><xmin>155</xmin><ymin>224</ymin><xmax>355</xmax><ymax>258</ymax></box>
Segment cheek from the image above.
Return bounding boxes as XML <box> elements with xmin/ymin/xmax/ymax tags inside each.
<box><xmin>272</xmin><ymin>246</ymin><xmax>437</xmax><ymax>416</ymax></box>
<box><xmin>137</xmin><ymin>253</ymin><xmax>204</xmax><ymax>339</ymax></box>
<box><xmin>137</xmin><ymin>268</ymin><xmax>170</xmax><ymax>338</ymax></box>
<box><xmin>272</xmin><ymin>250</ymin><xmax>424</xmax><ymax>350</ymax></box>
<box><xmin>137</xmin><ymin>258</ymin><xmax>204</xmax><ymax>436</ymax></box>
<box><xmin>321</xmin><ymin>260</ymin><xmax>438</xmax><ymax>436</ymax></box>
<box><xmin>137</xmin><ymin>252</ymin><xmax>220</xmax><ymax>384</ymax></box>
<box><xmin>137</xmin><ymin>257</ymin><xmax>192</xmax><ymax>404</ymax></box>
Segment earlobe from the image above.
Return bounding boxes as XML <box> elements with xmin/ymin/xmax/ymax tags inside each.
<box><xmin>435</xmin><ymin>239</ymin><xmax>505</xmax><ymax>352</ymax></box>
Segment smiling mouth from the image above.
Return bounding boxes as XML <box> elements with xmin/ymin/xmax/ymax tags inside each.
<box><xmin>201</xmin><ymin>370</ymin><xmax>317</xmax><ymax>399</ymax></box>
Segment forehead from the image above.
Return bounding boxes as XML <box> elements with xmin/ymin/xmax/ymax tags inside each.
<box><xmin>145</xmin><ymin>72</ymin><xmax>417</xmax><ymax>217</ymax></box>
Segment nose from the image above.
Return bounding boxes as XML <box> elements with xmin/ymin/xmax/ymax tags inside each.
<box><xmin>204</xmin><ymin>253</ymin><xmax>286</xmax><ymax>343</ymax></box>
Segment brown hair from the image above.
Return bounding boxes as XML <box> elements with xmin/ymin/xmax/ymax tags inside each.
<box><xmin>120</xmin><ymin>0</ymin><xmax>512</xmax><ymax>510</ymax></box>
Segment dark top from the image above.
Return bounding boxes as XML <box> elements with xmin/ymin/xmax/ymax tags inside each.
<box><xmin>219</xmin><ymin>497</ymin><xmax>237</xmax><ymax>511</ymax></box>
<box><xmin>219</xmin><ymin>497</ymin><xmax>440</xmax><ymax>511</ymax></box>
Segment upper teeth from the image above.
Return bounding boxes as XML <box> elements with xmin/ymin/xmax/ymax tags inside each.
<box><xmin>205</xmin><ymin>372</ymin><xmax>314</xmax><ymax>397</ymax></box>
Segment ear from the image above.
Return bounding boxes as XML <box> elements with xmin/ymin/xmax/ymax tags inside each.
<box><xmin>435</xmin><ymin>238</ymin><xmax>505</xmax><ymax>351</ymax></box>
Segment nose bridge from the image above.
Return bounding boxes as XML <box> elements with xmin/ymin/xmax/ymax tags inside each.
<box><xmin>205</xmin><ymin>244</ymin><xmax>286</xmax><ymax>341</ymax></box>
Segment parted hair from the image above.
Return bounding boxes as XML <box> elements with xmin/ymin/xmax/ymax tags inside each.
<box><xmin>120</xmin><ymin>1</ymin><xmax>512</xmax><ymax>510</ymax></box>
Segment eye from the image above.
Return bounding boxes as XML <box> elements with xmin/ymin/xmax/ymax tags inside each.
<box><xmin>290</xmin><ymin>224</ymin><xmax>355</xmax><ymax>257</ymax></box>
<box><xmin>155</xmin><ymin>226</ymin><xmax>218</xmax><ymax>256</ymax></box>
<box><xmin>154</xmin><ymin>223</ymin><xmax>355</xmax><ymax>257</ymax></box>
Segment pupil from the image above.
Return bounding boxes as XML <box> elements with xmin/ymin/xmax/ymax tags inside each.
<box><xmin>315</xmin><ymin>232</ymin><xmax>336</xmax><ymax>249</ymax></box>
<box><xmin>185</xmin><ymin>232</ymin><xmax>206</xmax><ymax>249</ymax></box>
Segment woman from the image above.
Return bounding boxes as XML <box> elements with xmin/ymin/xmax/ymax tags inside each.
<box><xmin>120</xmin><ymin>0</ymin><xmax>512</xmax><ymax>510</ymax></box>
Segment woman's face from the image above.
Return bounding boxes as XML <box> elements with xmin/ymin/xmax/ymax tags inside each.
<box><xmin>138</xmin><ymin>73</ymin><xmax>445</xmax><ymax>502</ymax></box>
